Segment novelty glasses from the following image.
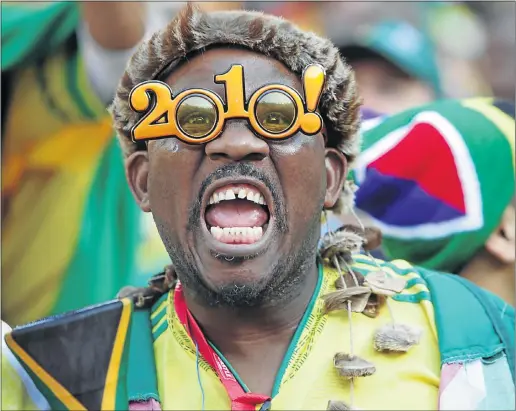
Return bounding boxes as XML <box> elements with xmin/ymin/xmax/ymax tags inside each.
<box><xmin>129</xmin><ymin>64</ymin><xmax>326</xmax><ymax>144</ymax></box>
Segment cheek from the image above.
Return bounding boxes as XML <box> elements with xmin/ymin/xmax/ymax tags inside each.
<box><xmin>147</xmin><ymin>151</ymin><xmax>199</xmax><ymax>231</ymax></box>
<box><xmin>404</xmin><ymin>83</ymin><xmax>435</xmax><ymax>105</ymax></box>
<box><xmin>272</xmin><ymin>135</ymin><xmax>326</xmax><ymax>225</ymax></box>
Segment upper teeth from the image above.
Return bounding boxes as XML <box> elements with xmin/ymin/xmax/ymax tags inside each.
<box><xmin>209</xmin><ymin>186</ymin><xmax>266</xmax><ymax>205</ymax></box>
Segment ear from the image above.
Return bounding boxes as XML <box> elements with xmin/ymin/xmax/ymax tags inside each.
<box><xmin>324</xmin><ymin>147</ymin><xmax>348</xmax><ymax>208</ymax></box>
<box><xmin>485</xmin><ymin>205</ymin><xmax>515</xmax><ymax>264</ymax></box>
<box><xmin>125</xmin><ymin>151</ymin><xmax>151</xmax><ymax>212</ymax></box>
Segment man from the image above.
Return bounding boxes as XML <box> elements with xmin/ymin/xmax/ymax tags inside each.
<box><xmin>338</xmin><ymin>21</ymin><xmax>442</xmax><ymax>114</ymax></box>
<box><xmin>351</xmin><ymin>98</ymin><xmax>515</xmax><ymax>304</ymax></box>
<box><xmin>3</xmin><ymin>6</ymin><xmax>514</xmax><ymax>410</ymax></box>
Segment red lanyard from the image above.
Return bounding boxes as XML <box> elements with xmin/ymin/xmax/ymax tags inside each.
<box><xmin>174</xmin><ymin>283</ymin><xmax>271</xmax><ymax>411</ymax></box>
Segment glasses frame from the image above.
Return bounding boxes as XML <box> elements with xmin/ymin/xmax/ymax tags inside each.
<box><xmin>129</xmin><ymin>64</ymin><xmax>325</xmax><ymax>144</ymax></box>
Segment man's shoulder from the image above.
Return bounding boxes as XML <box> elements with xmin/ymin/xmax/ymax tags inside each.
<box><xmin>343</xmin><ymin>254</ymin><xmax>514</xmax><ymax>364</ymax></box>
<box><xmin>349</xmin><ymin>253</ymin><xmax>511</xmax><ymax>306</ymax></box>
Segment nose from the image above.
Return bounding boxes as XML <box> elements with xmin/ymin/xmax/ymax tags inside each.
<box><xmin>205</xmin><ymin>121</ymin><xmax>270</xmax><ymax>162</ymax></box>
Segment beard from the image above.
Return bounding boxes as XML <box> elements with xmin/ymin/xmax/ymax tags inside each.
<box><xmin>152</xmin><ymin>162</ymin><xmax>323</xmax><ymax>308</ymax></box>
<box><xmin>155</xmin><ymin>216</ymin><xmax>320</xmax><ymax>308</ymax></box>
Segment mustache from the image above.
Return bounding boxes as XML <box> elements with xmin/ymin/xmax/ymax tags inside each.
<box><xmin>187</xmin><ymin>162</ymin><xmax>287</xmax><ymax>232</ymax></box>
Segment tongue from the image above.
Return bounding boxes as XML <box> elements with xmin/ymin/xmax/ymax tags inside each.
<box><xmin>205</xmin><ymin>199</ymin><xmax>268</xmax><ymax>228</ymax></box>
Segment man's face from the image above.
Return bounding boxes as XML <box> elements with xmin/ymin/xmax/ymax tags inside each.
<box><xmin>352</xmin><ymin>58</ymin><xmax>435</xmax><ymax>115</ymax></box>
<box><xmin>126</xmin><ymin>48</ymin><xmax>347</xmax><ymax>307</ymax></box>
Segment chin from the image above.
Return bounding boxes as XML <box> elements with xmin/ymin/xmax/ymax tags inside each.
<box><xmin>180</xmin><ymin>224</ymin><xmax>312</xmax><ymax>308</ymax></box>
<box><xmin>195</xmin><ymin>244</ymin><xmax>280</xmax><ymax>292</ymax></box>
<box><xmin>194</xmin><ymin>259</ymin><xmax>277</xmax><ymax>308</ymax></box>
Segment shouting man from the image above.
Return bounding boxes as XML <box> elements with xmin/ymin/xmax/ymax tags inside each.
<box><xmin>3</xmin><ymin>6</ymin><xmax>514</xmax><ymax>411</ymax></box>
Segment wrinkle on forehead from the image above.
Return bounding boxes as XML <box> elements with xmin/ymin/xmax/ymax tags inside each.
<box><xmin>164</xmin><ymin>48</ymin><xmax>303</xmax><ymax>99</ymax></box>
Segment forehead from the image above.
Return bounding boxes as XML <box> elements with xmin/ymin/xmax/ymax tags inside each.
<box><xmin>164</xmin><ymin>48</ymin><xmax>303</xmax><ymax>98</ymax></box>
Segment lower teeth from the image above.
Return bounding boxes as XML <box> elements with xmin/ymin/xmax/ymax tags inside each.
<box><xmin>210</xmin><ymin>226</ymin><xmax>263</xmax><ymax>244</ymax></box>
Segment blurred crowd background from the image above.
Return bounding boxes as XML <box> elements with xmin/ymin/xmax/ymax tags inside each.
<box><xmin>1</xmin><ymin>1</ymin><xmax>515</xmax><ymax>326</ymax></box>
<box><xmin>153</xmin><ymin>1</ymin><xmax>516</xmax><ymax>100</ymax></box>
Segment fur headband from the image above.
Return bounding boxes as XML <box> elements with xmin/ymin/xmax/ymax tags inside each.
<box><xmin>110</xmin><ymin>4</ymin><xmax>362</xmax><ymax>164</ymax></box>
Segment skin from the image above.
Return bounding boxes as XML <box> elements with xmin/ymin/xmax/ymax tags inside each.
<box><xmin>125</xmin><ymin>48</ymin><xmax>348</xmax><ymax>394</ymax></box>
<box><xmin>82</xmin><ymin>2</ymin><xmax>146</xmax><ymax>50</ymax></box>
<box><xmin>82</xmin><ymin>2</ymin><xmax>244</xmax><ymax>51</ymax></box>
<box><xmin>351</xmin><ymin>58</ymin><xmax>435</xmax><ymax>115</ymax></box>
<box><xmin>461</xmin><ymin>204</ymin><xmax>515</xmax><ymax>305</ymax></box>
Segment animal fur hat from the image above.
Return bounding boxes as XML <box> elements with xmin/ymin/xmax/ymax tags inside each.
<box><xmin>110</xmin><ymin>4</ymin><xmax>362</xmax><ymax>209</ymax></box>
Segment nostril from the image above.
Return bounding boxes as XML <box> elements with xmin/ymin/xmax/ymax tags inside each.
<box><xmin>208</xmin><ymin>152</ymin><xmax>231</xmax><ymax>161</ymax></box>
<box><xmin>207</xmin><ymin>152</ymin><xmax>267</xmax><ymax>162</ymax></box>
<box><xmin>242</xmin><ymin>152</ymin><xmax>267</xmax><ymax>162</ymax></box>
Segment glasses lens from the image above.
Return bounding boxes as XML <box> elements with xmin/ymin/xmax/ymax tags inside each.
<box><xmin>255</xmin><ymin>91</ymin><xmax>296</xmax><ymax>134</ymax></box>
<box><xmin>177</xmin><ymin>95</ymin><xmax>217</xmax><ymax>138</ymax></box>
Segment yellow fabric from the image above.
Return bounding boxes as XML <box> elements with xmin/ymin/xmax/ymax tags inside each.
<box><xmin>1</xmin><ymin>47</ymin><xmax>112</xmax><ymax>325</ymax></box>
<box><xmin>152</xmin><ymin>256</ymin><xmax>441</xmax><ymax>410</ymax></box>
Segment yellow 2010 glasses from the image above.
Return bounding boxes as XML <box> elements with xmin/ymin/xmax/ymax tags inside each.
<box><xmin>129</xmin><ymin>64</ymin><xmax>326</xmax><ymax>144</ymax></box>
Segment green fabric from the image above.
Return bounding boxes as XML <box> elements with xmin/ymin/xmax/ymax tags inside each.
<box><xmin>52</xmin><ymin>139</ymin><xmax>142</xmax><ymax>315</ymax></box>
<box><xmin>151</xmin><ymin>293</ymin><xmax>170</xmax><ymax>341</ymax></box>
<box><xmin>65</xmin><ymin>51</ymin><xmax>98</xmax><ymax>120</ymax></box>
<box><xmin>340</xmin><ymin>20</ymin><xmax>442</xmax><ymax>96</ymax></box>
<box><xmin>357</xmin><ymin>98</ymin><xmax>515</xmax><ymax>274</ymax></box>
<box><xmin>127</xmin><ymin>309</ymin><xmax>160</xmax><ymax>403</ymax></box>
<box><xmin>451</xmin><ymin>274</ymin><xmax>514</xmax><ymax>380</ymax></box>
<box><xmin>152</xmin><ymin>319</ymin><xmax>169</xmax><ymax>341</ymax></box>
<box><xmin>1</xmin><ymin>2</ymin><xmax>79</xmax><ymax>72</ymax></box>
<box><xmin>418</xmin><ymin>267</ymin><xmax>514</xmax><ymax>368</ymax></box>
<box><xmin>150</xmin><ymin>306</ymin><xmax>167</xmax><ymax>328</ymax></box>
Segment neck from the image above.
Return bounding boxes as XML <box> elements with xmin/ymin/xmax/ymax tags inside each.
<box><xmin>184</xmin><ymin>260</ymin><xmax>319</xmax><ymax>353</ymax></box>
<box><xmin>180</xmin><ymin>259</ymin><xmax>319</xmax><ymax>395</ymax></box>
<box><xmin>461</xmin><ymin>248</ymin><xmax>515</xmax><ymax>306</ymax></box>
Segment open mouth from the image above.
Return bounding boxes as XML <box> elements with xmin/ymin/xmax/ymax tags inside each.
<box><xmin>203</xmin><ymin>182</ymin><xmax>271</xmax><ymax>245</ymax></box>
